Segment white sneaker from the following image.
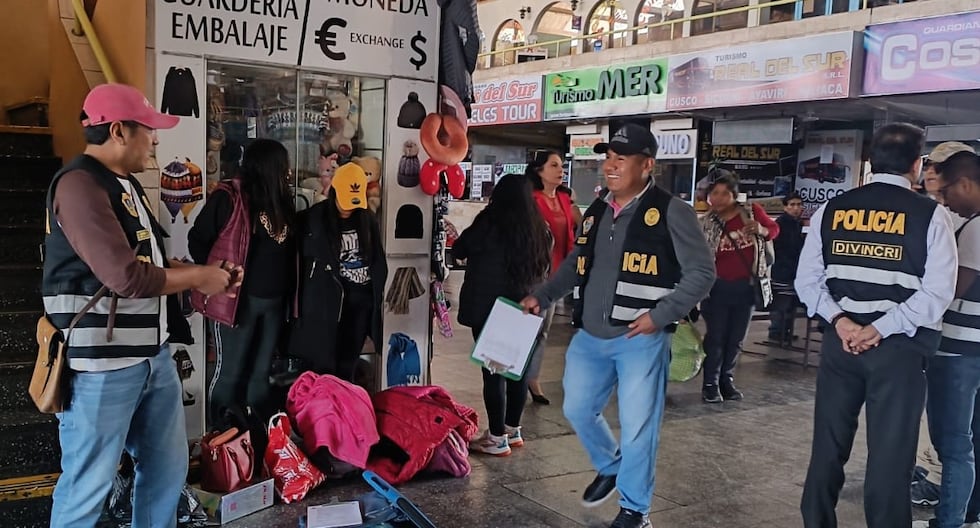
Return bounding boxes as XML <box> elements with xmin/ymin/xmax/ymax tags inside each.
<box><xmin>469</xmin><ymin>430</ymin><xmax>510</xmax><ymax>456</ymax></box>
<box><xmin>504</xmin><ymin>425</ymin><xmax>524</xmax><ymax>448</ymax></box>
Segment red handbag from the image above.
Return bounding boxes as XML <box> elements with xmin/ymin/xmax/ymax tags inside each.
<box><xmin>200</xmin><ymin>427</ymin><xmax>254</xmax><ymax>492</ymax></box>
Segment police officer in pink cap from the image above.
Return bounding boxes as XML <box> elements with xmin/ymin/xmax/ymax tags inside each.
<box><xmin>43</xmin><ymin>83</ymin><xmax>240</xmax><ymax>527</ymax></box>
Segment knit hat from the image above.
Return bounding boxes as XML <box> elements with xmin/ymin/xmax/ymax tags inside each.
<box><xmin>332</xmin><ymin>163</ymin><xmax>368</xmax><ymax>211</ymax></box>
<box><xmin>394</xmin><ymin>204</ymin><xmax>423</xmax><ymax>239</ymax></box>
<box><xmin>397</xmin><ymin>92</ymin><xmax>427</xmax><ymax>129</ymax></box>
<box><xmin>398</xmin><ymin>152</ymin><xmax>421</xmax><ymax>188</ymax></box>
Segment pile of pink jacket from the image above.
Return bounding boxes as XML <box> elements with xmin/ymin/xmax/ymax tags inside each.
<box><xmin>286</xmin><ymin>372</ymin><xmax>479</xmax><ymax>485</ymax></box>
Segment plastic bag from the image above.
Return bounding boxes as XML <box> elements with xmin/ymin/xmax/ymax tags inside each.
<box><xmin>264</xmin><ymin>412</ymin><xmax>326</xmax><ymax>503</ymax></box>
<box><xmin>669</xmin><ymin>320</ymin><xmax>705</xmax><ymax>382</ymax></box>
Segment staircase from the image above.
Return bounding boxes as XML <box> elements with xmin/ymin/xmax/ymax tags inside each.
<box><xmin>0</xmin><ymin>124</ymin><xmax>63</xmax><ymax>527</ymax></box>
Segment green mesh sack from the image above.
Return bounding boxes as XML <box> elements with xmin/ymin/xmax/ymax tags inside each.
<box><xmin>669</xmin><ymin>320</ymin><xmax>705</xmax><ymax>383</ymax></box>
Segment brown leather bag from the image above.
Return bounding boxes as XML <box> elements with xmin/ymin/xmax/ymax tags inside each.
<box><xmin>29</xmin><ymin>286</ymin><xmax>112</xmax><ymax>414</ymax></box>
<box><xmin>200</xmin><ymin>427</ymin><xmax>255</xmax><ymax>492</ymax></box>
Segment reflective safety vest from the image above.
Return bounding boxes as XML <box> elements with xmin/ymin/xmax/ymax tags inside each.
<box><xmin>573</xmin><ymin>185</ymin><xmax>681</xmax><ymax>326</ymax></box>
<box><xmin>821</xmin><ymin>179</ymin><xmax>937</xmax><ymax>342</ymax></box>
<box><xmin>41</xmin><ymin>155</ymin><xmax>165</xmax><ymax>360</ymax></box>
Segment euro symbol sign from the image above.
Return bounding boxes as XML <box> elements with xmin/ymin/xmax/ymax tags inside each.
<box><xmin>315</xmin><ymin>18</ymin><xmax>346</xmax><ymax>61</ymax></box>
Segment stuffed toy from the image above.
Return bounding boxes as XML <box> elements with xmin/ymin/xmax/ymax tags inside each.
<box><xmin>398</xmin><ymin>140</ymin><xmax>421</xmax><ymax>188</ymax></box>
<box><xmin>353</xmin><ymin>156</ymin><xmax>383</xmax><ymax>212</ymax></box>
<box><xmin>323</xmin><ymin>91</ymin><xmax>356</xmax><ymax>158</ymax></box>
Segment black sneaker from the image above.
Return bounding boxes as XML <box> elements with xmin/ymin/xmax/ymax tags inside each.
<box><xmin>702</xmin><ymin>385</ymin><xmax>723</xmax><ymax>404</ymax></box>
<box><xmin>581</xmin><ymin>473</ymin><xmax>617</xmax><ymax>508</ymax></box>
<box><xmin>720</xmin><ymin>382</ymin><xmax>743</xmax><ymax>401</ymax></box>
<box><xmin>911</xmin><ymin>478</ymin><xmax>940</xmax><ymax>507</ymax></box>
<box><xmin>912</xmin><ymin>465</ymin><xmax>929</xmax><ymax>484</ymax></box>
<box><xmin>610</xmin><ymin>508</ymin><xmax>651</xmax><ymax>528</ymax></box>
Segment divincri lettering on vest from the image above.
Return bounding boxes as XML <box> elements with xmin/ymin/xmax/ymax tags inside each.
<box><xmin>831</xmin><ymin>209</ymin><xmax>906</xmax><ymax>235</ymax></box>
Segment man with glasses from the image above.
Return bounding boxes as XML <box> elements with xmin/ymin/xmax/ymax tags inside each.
<box><xmin>914</xmin><ymin>149</ymin><xmax>980</xmax><ymax>528</ymax></box>
<box><xmin>910</xmin><ymin>142</ymin><xmax>978</xmax><ymax>512</ymax></box>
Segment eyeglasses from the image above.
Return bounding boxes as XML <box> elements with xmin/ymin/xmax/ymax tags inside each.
<box><xmin>938</xmin><ymin>180</ymin><xmax>958</xmax><ymax>196</ymax></box>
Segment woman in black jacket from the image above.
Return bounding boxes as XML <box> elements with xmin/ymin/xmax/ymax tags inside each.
<box><xmin>455</xmin><ymin>174</ymin><xmax>551</xmax><ymax>456</ymax></box>
<box><xmin>288</xmin><ymin>163</ymin><xmax>387</xmax><ymax>383</ymax></box>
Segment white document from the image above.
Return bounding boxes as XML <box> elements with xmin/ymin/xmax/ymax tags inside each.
<box><xmin>308</xmin><ymin>502</ymin><xmax>363</xmax><ymax>528</ymax></box>
<box><xmin>471</xmin><ymin>298</ymin><xmax>544</xmax><ymax>380</ymax></box>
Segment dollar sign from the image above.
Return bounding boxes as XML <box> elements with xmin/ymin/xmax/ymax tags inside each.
<box><xmin>410</xmin><ymin>31</ymin><xmax>427</xmax><ymax>71</ymax></box>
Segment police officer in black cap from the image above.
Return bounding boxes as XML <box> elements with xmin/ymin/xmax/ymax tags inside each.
<box><xmin>796</xmin><ymin>123</ymin><xmax>958</xmax><ymax>527</ymax></box>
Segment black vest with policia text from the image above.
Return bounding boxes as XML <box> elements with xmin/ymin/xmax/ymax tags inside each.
<box><xmin>573</xmin><ymin>185</ymin><xmax>681</xmax><ymax>327</ymax></box>
<box><xmin>820</xmin><ymin>179</ymin><xmax>938</xmax><ymax>342</ymax></box>
<box><xmin>940</xmin><ymin>217</ymin><xmax>980</xmax><ymax>356</ymax></box>
<box><xmin>42</xmin><ymin>154</ymin><xmax>171</xmax><ymax>360</ymax></box>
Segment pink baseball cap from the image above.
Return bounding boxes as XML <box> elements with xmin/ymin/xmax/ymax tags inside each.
<box><xmin>81</xmin><ymin>83</ymin><xmax>179</xmax><ymax>130</ymax></box>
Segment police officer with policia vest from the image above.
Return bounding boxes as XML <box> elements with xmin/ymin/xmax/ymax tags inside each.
<box><xmin>521</xmin><ymin>124</ymin><xmax>715</xmax><ymax>528</ymax></box>
<box><xmin>796</xmin><ymin>122</ymin><xmax>958</xmax><ymax>528</ymax></box>
<box><xmin>913</xmin><ymin>149</ymin><xmax>980</xmax><ymax>528</ymax></box>
<box><xmin>43</xmin><ymin>84</ymin><xmax>241</xmax><ymax>526</ymax></box>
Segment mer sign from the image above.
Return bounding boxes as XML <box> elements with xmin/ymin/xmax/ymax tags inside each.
<box><xmin>543</xmin><ymin>59</ymin><xmax>668</xmax><ymax>120</ymax></box>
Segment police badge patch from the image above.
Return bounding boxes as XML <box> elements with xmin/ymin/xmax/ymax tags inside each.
<box><xmin>121</xmin><ymin>192</ymin><xmax>139</xmax><ymax>218</ymax></box>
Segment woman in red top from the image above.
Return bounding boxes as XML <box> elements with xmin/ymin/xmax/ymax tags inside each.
<box><xmin>698</xmin><ymin>172</ymin><xmax>778</xmax><ymax>404</ymax></box>
<box><xmin>525</xmin><ymin>150</ymin><xmax>581</xmax><ymax>404</ymax></box>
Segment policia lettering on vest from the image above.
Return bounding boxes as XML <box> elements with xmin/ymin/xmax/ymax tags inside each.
<box><xmin>519</xmin><ymin>124</ymin><xmax>716</xmax><ymax>526</ymax></box>
<box><xmin>796</xmin><ymin>123</ymin><xmax>958</xmax><ymax>528</ymax></box>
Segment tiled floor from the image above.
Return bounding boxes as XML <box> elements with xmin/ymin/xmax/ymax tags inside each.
<box><xmin>235</xmin><ymin>314</ymin><xmax>933</xmax><ymax>527</ymax></box>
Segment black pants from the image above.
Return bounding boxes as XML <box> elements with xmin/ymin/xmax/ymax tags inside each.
<box><xmin>209</xmin><ymin>294</ymin><xmax>285</xmax><ymax>429</ymax></box>
<box><xmin>472</xmin><ymin>326</ymin><xmax>528</xmax><ymax>437</ymax></box>
<box><xmin>701</xmin><ymin>279</ymin><xmax>754</xmax><ymax>388</ymax></box>
<box><xmin>768</xmin><ymin>285</ymin><xmax>799</xmax><ymax>337</ymax></box>
<box><xmin>336</xmin><ymin>288</ymin><xmax>374</xmax><ymax>383</ymax></box>
<box><xmin>801</xmin><ymin>329</ymin><xmax>932</xmax><ymax>528</ymax></box>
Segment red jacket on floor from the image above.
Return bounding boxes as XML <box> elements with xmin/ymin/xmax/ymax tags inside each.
<box><xmin>367</xmin><ymin>385</ymin><xmax>479</xmax><ymax>484</ymax></box>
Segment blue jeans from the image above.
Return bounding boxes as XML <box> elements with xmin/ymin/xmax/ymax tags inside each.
<box><xmin>927</xmin><ymin>355</ymin><xmax>980</xmax><ymax>528</ymax></box>
<box><xmin>562</xmin><ymin>329</ymin><xmax>671</xmax><ymax>514</ymax></box>
<box><xmin>51</xmin><ymin>344</ymin><xmax>188</xmax><ymax>528</ymax></box>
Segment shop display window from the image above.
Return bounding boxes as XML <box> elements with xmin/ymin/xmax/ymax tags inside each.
<box><xmin>654</xmin><ymin>160</ymin><xmax>695</xmax><ymax>202</ymax></box>
<box><xmin>205</xmin><ymin>62</ymin><xmax>386</xmax><ymax>211</ymax></box>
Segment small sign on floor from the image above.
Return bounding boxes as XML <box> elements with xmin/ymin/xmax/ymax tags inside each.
<box><xmin>307</xmin><ymin>501</ymin><xmax>363</xmax><ymax>528</ymax></box>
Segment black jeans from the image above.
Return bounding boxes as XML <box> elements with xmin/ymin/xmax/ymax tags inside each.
<box><xmin>701</xmin><ymin>279</ymin><xmax>754</xmax><ymax>388</ymax></box>
<box><xmin>801</xmin><ymin>329</ymin><xmax>932</xmax><ymax>528</ymax></box>
<box><xmin>209</xmin><ymin>294</ymin><xmax>286</xmax><ymax>429</ymax></box>
<box><xmin>472</xmin><ymin>326</ymin><xmax>528</xmax><ymax>437</ymax></box>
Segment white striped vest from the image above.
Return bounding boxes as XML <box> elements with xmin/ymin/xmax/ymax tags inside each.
<box><xmin>41</xmin><ymin>155</ymin><xmax>163</xmax><ymax>360</ymax></box>
<box><xmin>821</xmin><ymin>181</ymin><xmax>936</xmax><ymax>335</ymax></box>
<box><xmin>940</xmin><ymin>216</ymin><xmax>980</xmax><ymax>356</ymax></box>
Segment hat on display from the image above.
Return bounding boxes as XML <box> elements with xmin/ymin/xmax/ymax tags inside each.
<box><xmin>82</xmin><ymin>83</ymin><xmax>179</xmax><ymax>130</ymax></box>
<box><xmin>397</xmin><ymin>92</ymin><xmax>427</xmax><ymax>129</ymax></box>
<box><xmin>332</xmin><ymin>163</ymin><xmax>368</xmax><ymax>211</ymax></box>
<box><xmin>593</xmin><ymin>123</ymin><xmax>658</xmax><ymax>157</ymax></box>
<box><xmin>395</xmin><ymin>204</ymin><xmax>424</xmax><ymax>239</ymax></box>
<box><xmin>928</xmin><ymin>141</ymin><xmax>976</xmax><ymax>163</ymax></box>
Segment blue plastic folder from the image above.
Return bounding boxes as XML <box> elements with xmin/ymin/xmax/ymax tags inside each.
<box><xmin>470</xmin><ymin>297</ymin><xmax>545</xmax><ymax>381</ymax></box>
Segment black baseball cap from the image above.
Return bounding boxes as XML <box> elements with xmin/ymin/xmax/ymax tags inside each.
<box><xmin>593</xmin><ymin>124</ymin><xmax>658</xmax><ymax>157</ymax></box>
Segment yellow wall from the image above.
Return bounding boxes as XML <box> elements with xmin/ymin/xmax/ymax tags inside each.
<box><xmin>47</xmin><ymin>0</ymin><xmax>148</xmax><ymax>159</ymax></box>
<box><xmin>0</xmin><ymin>0</ymin><xmax>51</xmax><ymax>122</ymax></box>
<box><xmin>48</xmin><ymin>0</ymin><xmax>88</xmax><ymax>158</ymax></box>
